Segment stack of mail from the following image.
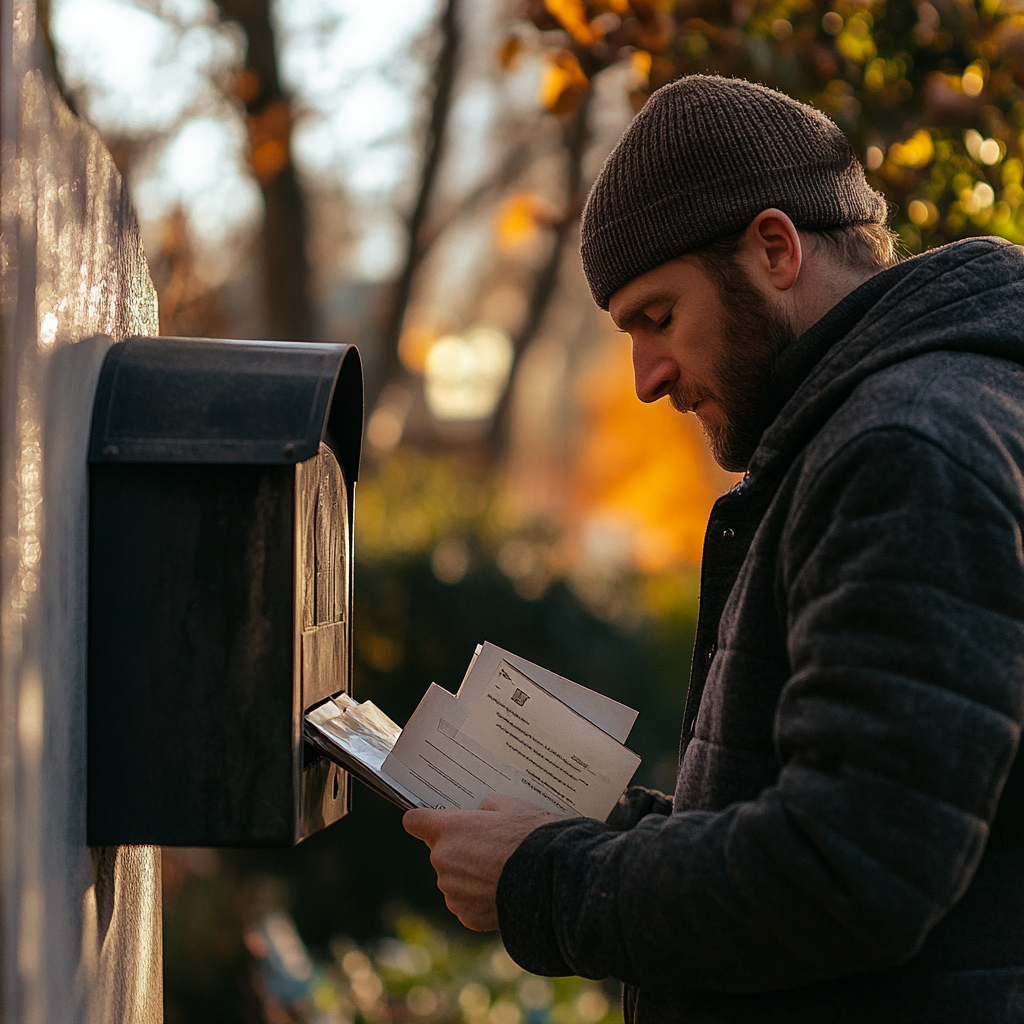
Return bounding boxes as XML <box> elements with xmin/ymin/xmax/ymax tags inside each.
<box><xmin>305</xmin><ymin>643</ymin><xmax>641</xmax><ymax>820</ymax></box>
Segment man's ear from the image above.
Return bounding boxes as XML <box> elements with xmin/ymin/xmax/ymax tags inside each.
<box><xmin>741</xmin><ymin>208</ymin><xmax>802</xmax><ymax>292</ymax></box>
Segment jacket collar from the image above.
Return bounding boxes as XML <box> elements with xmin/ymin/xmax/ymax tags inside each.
<box><xmin>748</xmin><ymin>236</ymin><xmax>1024</xmax><ymax>479</ymax></box>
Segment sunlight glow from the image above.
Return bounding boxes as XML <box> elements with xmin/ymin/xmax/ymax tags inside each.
<box><xmin>425</xmin><ymin>328</ymin><xmax>514</xmax><ymax>421</ymax></box>
<box><xmin>52</xmin><ymin>0</ymin><xmax>437</xmax><ymax>279</ymax></box>
<box><xmin>52</xmin><ymin>0</ymin><xmax>236</xmax><ymax>132</ymax></box>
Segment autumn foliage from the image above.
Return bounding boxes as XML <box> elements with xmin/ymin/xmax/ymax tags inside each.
<box><xmin>509</xmin><ymin>0</ymin><xmax>1024</xmax><ymax>252</ymax></box>
<box><xmin>572</xmin><ymin>341</ymin><xmax>739</xmax><ymax>571</ymax></box>
<box><xmin>491</xmin><ymin>0</ymin><xmax>1024</xmax><ymax>574</ymax></box>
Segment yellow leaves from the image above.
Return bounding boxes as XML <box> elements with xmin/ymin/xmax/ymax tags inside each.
<box><xmin>496</xmin><ymin>194</ymin><xmax>538</xmax><ymax>249</ymax></box>
<box><xmin>888</xmin><ymin>129</ymin><xmax>934</xmax><ymax>169</ymax></box>
<box><xmin>544</xmin><ymin>0</ymin><xmax>597</xmax><ymax>45</ymax></box>
<box><xmin>1003</xmin><ymin>158</ymin><xmax>1023</xmax><ymax>189</ymax></box>
<box><xmin>990</xmin><ymin>15</ymin><xmax>1024</xmax><ymax>61</ymax></box>
<box><xmin>864</xmin><ymin>58</ymin><xmax>886</xmax><ymax>91</ymax></box>
<box><xmin>538</xmin><ymin>51</ymin><xmax>591</xmax><ymax>113</ymax></box>
<box><xmin>631</xmin><ymin>49</ymin><xmax>653</xmax><ymax>81</ymax></box>
<box><xmin>962</xmin><ymin>62</ymin><xmax>986</xmax><ymax>97</ymax></box>
<box><xmin>959</xmin><ymin>180</ymin><xmax>995</xmax><ymax>215</ymax></box>
<box><xmin>835</xmin><ymin>13</ymin><xmax>876</xmax><ymax>63</ymax></box>
<box><xmin>965</xmin><ymin>129</ymin><xmax>1003</xmax><ymax>166</ymax></box>
<box><xmin>907</xmin><ymin>198</ymin><xmax>938</xmax><ymax>228</ymax></box>
<box><xmin>861</xmin><ymin>57</ymin><xmax>912</xmax><ymax>106</ymax></box>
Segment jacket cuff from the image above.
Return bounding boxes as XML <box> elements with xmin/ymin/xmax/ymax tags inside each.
<box><xmin>496</xmin><ymin>820</ymin><xmax>577</xmax><ymax>976</ymax></box>
<box><xmin>605</xmin><ymin>785</ymin><xmax>672</xmax><ymax>831</ymax></box>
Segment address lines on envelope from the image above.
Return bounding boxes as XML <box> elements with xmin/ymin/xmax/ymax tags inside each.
<box><xmin>408</xmin><ymin>721</ymin><xmax>516</xmax><ymax>809</ymax></box>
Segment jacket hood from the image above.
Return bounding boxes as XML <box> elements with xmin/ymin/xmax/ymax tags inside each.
<box><xmin>752</xmin><ymin>236</ymin><xmax>1024</xmax><ymax>477</ymax></box>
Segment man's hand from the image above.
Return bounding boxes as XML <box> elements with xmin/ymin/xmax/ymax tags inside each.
<box><xmin>403</xmin><ymin>795</ymin><xmax>557</xmax><ymax>931</ymax></box>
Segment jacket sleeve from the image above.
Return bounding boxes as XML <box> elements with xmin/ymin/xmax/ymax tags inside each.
<box><xmin>496</xmin><ymin>427</ymin><xmax>1024</xmax><ymax>992</ymax></box>
<box><xmin>605</xmin><ymin>785</ymin><xmax>673</xmax><ymax>831</ymax></box>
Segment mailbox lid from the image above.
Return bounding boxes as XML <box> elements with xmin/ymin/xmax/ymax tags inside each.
<box><xmin>89</xmin><ymin>336</ymin><xmax>362</xmax><ymax>476</ymax></box>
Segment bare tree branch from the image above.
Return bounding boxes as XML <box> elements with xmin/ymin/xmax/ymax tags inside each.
<box><xmin>488</xmin><ymin>95</ymin><xmax>592</xmax><ymax>448</ymax></box>
<box><xmin>414</xmin><ymin>131</ymin><xmax>535</xmax><ymax>259</ymax></box>
<box><xmin>372</xmin><ymin>0</ymin><xmax>462</xmax><ymax>404</ymax></box>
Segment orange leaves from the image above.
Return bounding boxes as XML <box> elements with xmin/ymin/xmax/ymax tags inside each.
<box><xmin>515</xmin><ymin>0</ymin><xmax>676</xmax><ymax>117</ymax></box>
<box><xmin>233</xmin><ymin>68</ymin><xmax>261</xmax><ymax>104</ymax></box>
<box><xmin>539</xmin><ymin>51</ymin><xmax>590</xmax><ymax>113</ymax></box>
<box><xmin>495</xmin><ymin>192</ymin><xmax>561</xmax><ymax>249</ymax></box>
<box><xmin>496</xmin><ymin>194</ymin><xmax>540</xmax><ymax>248</ymax></box>
<box><xmin>232</xmin><ymin>67</ymin><xmax>293</xmax><ymax>186</ymax></box>
<box><xmin>631</xmin><ymin>49</ymin><xmax>652</xmax><ymax>81</ymax></box>
<box><xmin>544</xmin><ymin>0</ymin><xmax>597</xmax><ymax>45</ymax></box>
<box><xmin>571</xmin><ymin>337</ymin><xmax>738</xmax><ymax>573</ymax></box>
<box><xmin>398</xmin><ymin>325</ymin><xmax>435</xmax><ymax>373</ymax></box>
<box><xmin>247</xmin><ymin>98</ymin><xmax>292</xmax><ymax>185</ymax></box>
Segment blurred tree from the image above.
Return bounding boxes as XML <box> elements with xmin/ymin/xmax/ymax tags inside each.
<box><xmin>150</xmin><ymin>207</ymin><xmax>235</xmax><ymax>337</ymax></box>
<box><xmin>213</xmin><ymin>0</ymin><xmax>316</xmax><ymax>341</ymax></box>
<box><xmin>488</xmin><ymin>94</ymin><xmax>594</xmax><ymax>445</ymax></box>
<box><xmin>509</xmin><ymin>0</ymin><xmax>1024</xmax><ymax>253</ymax></box>
<box><xmin>431</xmin><ymin>0</ymin><xmax>1024</xmax><ymax>464</ymax></box>
<box><xmin>375</xmin><ymin>0</ymin><xmax>463</xmax><ymax>402</ymax></box>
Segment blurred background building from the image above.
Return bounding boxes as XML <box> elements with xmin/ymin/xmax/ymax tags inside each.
<box><xmin>41</xmin><ymin>0</ymin><xmax>1024</xmax><ymax>1018</ymax></box>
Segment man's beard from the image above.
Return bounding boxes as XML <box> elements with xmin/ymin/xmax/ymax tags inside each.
<box><xmin>670</xmin><ymin>259</ymin><xmax>797</xmax><ymax>472</ymax></box>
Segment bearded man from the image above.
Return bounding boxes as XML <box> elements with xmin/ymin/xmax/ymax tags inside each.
<box><xmin>405</xmin><ymin>75</ymin><xmax>1024</xmax><ymax>1022</ymax></box>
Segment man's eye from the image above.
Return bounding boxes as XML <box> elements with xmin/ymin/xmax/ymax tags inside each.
<box><xmin>656</xmin><ymin>312</ymin><xmax>673</xmax><ymax>331</ymax></box>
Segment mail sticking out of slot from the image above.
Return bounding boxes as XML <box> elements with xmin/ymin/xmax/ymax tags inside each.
<box><xmin>304</xmin><ymin>642</ymin><xmax>640</xmax><ymax>821</ymax></box>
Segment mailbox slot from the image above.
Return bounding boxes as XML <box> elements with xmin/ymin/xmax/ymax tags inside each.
<box><xmin>87</xmin><ymin>336</ymin><xmax>362</xmax><ymax>846</ymax></box>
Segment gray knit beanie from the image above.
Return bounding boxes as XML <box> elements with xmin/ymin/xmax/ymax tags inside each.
<box><xmin>580</xmin><ymin>75</ymin><xmax>887</xmax><ymax>309</ymax></box>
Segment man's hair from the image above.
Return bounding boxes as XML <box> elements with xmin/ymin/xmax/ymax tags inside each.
<box><xmin>697</xmin><ymin>221</ymin><xmax>901</xmax><ymax>275</ymax></box>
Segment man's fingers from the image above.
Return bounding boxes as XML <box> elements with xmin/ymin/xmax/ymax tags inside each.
<box><xmin>405</xmin><ymin>799</ymin><xmax>553</xmax><ymax>933</ymax></box>
<box><xmin>403</xmin><ymin>807</ymin><xmax>451</xmax><ymax>843</ymax></box>
<box><xmin>440</xmin><ymin>885</ymin><xmax>500</xmax><ymax>932</ymax></box>
<box><xmin>404</xmin><ymin>806</ymin><xmax>487</xmax><ymax>844</ymax></box>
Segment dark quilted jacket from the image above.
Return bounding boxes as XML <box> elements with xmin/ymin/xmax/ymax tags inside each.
<box><xmin>496</xmin><ymin>238</ymin><xmax>1024</xmax><ymax>1023</ymax></box>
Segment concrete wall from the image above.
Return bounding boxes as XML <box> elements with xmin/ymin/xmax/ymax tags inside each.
<box><xmin>1</xmin><ymin>1</ymin><xmax>163</xmax><ymax>1021</ymax></box>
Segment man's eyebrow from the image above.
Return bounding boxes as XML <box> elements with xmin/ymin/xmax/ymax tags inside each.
<box><xmin>612</xmin><ymin>291</ymin><xmax>673</xmax><ymax>331</ymax></box>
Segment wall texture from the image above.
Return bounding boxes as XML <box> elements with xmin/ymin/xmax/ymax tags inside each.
<box><xmin>1</xmin><ymin>1</ymin><xmax>163</xmax><ymax>1021</ymax></box>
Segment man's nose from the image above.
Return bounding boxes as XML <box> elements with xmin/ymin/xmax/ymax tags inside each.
<box><xmin>633</xmin><ymin>342</ymin><xmax>679</xmax><ymax>404</ymax></box>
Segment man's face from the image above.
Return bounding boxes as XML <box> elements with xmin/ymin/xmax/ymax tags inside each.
<box><xmin>608</xmin><ymin>254</ymin><xmax>796</xmax><ymax>472</ymax></box>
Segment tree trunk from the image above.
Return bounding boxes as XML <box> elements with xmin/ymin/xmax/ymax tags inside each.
<box><xmin>213</xmin><ymin>0</ymin><xmax>316</xmax><ymax>341</ymax></box>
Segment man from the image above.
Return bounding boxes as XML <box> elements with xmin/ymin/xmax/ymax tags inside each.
<box><xmin>405</xmin><ymin>75</ymin><xmax>1024</xmax><ymax>1021</ymax></box>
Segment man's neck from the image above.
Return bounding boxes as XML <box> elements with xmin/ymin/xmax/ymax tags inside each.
<box><xmin>788</xmin><ymin>257</ymin><xmax>882</xmax><ymax>337</ymax></box>
<box><xmin>782</xmin><ymin>243</ymin><xmax>888</xmax><ymax>335</ymax></box>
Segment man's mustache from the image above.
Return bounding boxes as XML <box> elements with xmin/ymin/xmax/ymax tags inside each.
<box><xmin>669</xmin><ymin>384</ymin><xmax>708</xmax><ymax>415</ymax></box>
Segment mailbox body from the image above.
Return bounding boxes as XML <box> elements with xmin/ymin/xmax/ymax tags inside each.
<box><xmin>87</xmin><ymin>336</ymin><xmax>362</xmax><ymax>846</ymax></box>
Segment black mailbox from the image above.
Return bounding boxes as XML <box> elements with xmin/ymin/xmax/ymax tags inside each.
<box><xmin>87</xmin><ymin>336</ymin><xmax>362</xmax><ymax>846</ymax></box>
